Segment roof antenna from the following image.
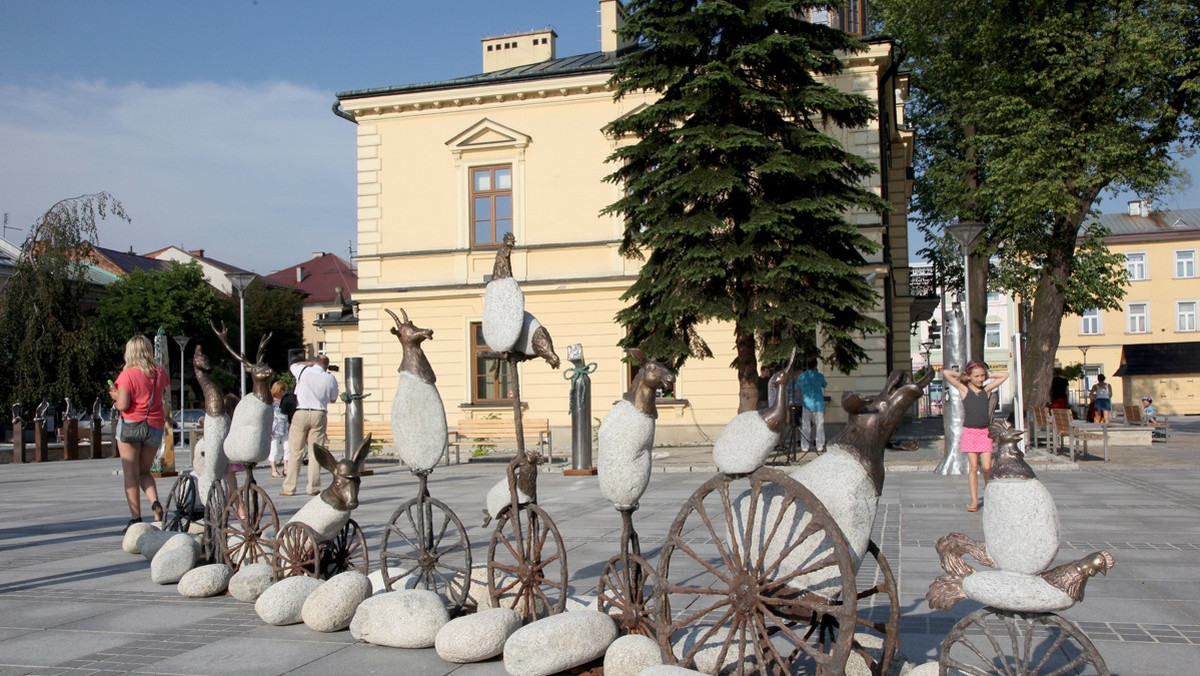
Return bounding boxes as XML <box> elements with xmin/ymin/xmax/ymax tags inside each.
<box><xmin>348</xmin><ymin>239</ymin><xmax>356</xmax><ymax>258</ymax></box>
<box><xmin>2</xmin><ymin>213</ymin><xmax>21</xmax><ymax>240</ymax></box>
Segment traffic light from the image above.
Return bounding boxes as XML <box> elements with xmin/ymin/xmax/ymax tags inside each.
<box><xmin>927</xmin><ymin>319</ymin><xmax>941</xmax><ymax>348</ymax></box>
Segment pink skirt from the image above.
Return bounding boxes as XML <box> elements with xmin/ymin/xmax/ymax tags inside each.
<box><xmin>961</xmin><ymin>426</ymin><xmax>993</xmax><ymax>454</ymax></box>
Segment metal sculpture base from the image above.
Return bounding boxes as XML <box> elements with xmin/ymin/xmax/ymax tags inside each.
<box><xmin>940</xmin><ymin>607</ymin><xmax>1110</xmax><ymax>675</ymax></box>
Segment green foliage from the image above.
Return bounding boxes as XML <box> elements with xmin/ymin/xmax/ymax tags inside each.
<box><xmin>242</xmin><ymin>279</ymin><xmax>304</xmax><ymax>373</ymax></box>
<box><xmin>0</xmin><ymin>193</ymin><xmax>128</xmax><ymax>409</ymax></box>
<box><xmin>1059</xmin><ymin>362</ymin><xmax>1084</xmax><ymax>384</ymax></box>
<box><xmin>603</xmin><ymin>0</ymin><xmax>890</xmax><ymax>376</ymax></box>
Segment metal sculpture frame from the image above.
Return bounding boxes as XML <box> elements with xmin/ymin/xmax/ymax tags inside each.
<box><xmin>939</xmin><ymin>607</ymin><xmax>1110</xmax><ymax>675</ymax></box>
<box><xmin>220</xmin><ymin>463</ymin><xmax>280</xmax><ymax>571</ymax></box>
<box><xmin>485</xmin><ymin>352</ymin><xmax>569</xmax><ymax>621</ymax></box>
<box><xmin>596</xmin><ymin>505</ymin><xmax>658</xmax><ymax>637</ymax></box>
<box><xmin>379</xmin><ymin>470</ymin><xmax>472</xmax><ymax>613</ymax></box>
<box><xmin>275</xmin><ymin>518</ymin><xmax>369</xmax><ymax>580</ymax></box>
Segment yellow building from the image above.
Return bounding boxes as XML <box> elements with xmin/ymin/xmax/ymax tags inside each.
<box><xmin>1055</xmin><ymin>202</ymin><xmax>1200</xmax><ymax>416</ymax></box>
<box><xmin>332</xmin><ymin>0</ymin><xmax>918</xmax><ymax>443</ymax></box>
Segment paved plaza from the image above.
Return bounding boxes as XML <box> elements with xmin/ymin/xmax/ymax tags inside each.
<box><xmin>1</xmin><ymin>418</ymin><xmax>1198</xmax><ymax>675</ymax></box>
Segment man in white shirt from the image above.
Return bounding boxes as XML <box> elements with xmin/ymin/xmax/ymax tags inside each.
<box><xmin>280</xmin><ymin>354</ymin><xmax>339</xmax><ymax>496</ymax></box>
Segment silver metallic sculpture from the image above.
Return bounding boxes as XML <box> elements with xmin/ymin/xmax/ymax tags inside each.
<box><xmin>936</xmin><ymin>302</ymin><xmax>968</xmax><ymax>475</ymax></box>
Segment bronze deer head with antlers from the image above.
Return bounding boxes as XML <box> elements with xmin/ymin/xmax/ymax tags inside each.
<box><xmin>210</xmin><ymin>320</ymin><xmax>274</xmax><ymax>404</ymax></box>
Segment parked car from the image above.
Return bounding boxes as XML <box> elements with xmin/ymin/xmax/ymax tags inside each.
<box><xmin>172</xmin><ymin>408</ymin><xmax>206</xmax><ymax>447</ymax></box>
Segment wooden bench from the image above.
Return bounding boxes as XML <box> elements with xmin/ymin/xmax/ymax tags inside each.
<box><xmin>327</xmin><ymin>420</ymin><xmax>394</xmax><ymax>449</ymax></box>
<box><xmin>1049</xmin><ymin>408</ymin><xmax>1108</xmax><ymax>461</ymax></box>
<box><xmin>448</xmin><ymin>418</ymin><xmax>553</xmax><ymax>465</ymax></box>
<box><xmin>1123</xmin><ymin>404</ymin><xmax>1171</xmax><ymax>439</ymax></box>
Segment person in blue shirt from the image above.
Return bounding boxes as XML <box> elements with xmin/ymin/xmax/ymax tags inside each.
<box><xmin>796</xmin><ymin>358</ymin><xmax>828</xmax><ymax>453</ymax></box>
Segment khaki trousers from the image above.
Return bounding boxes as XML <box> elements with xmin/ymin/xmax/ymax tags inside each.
<box><xmin>282</xmin><ymin>409</ymin><xmax>327</xmax><ymax>494</ymax></box>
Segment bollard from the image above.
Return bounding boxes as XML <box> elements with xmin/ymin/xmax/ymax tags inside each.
<box><xmin>63</xmin><ymin>398</ymin><xmax>79</xmax><ymax>461</ymax></box>
<box><xmin>33</xmin><ymin>400</ymin><xmax>49</xmax><ymax>462</ymax></box>
<box><xmin>563</xmin><ymin>344</ymin><xmax>598</xmax><ymax>476</ymax></box>
<box><xmin>89</xmin><ymin>399</ymin><xmax>104</xmax><ymax>459</ymax></box>
<box><xmin>11</xmin><ymin>405</ymin><xmax>24</xmax><ymax>464</ymax></box>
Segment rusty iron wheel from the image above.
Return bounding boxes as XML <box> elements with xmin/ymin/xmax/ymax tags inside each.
<box><xmin>220</xmin><ymin>482</ymin><xmax>279</xmax><ymax>571</ymax></box>
<box><xmin>202</xmin><ymin>480</ymin><xmax>228</xmax><ymax>565</ymax></box>
<box><xmin>656</xmin><ymin>467</ymin><xmax>858</xmax><ymax>676</ymax></box>
<box><xmin>162</xmin><ymin>474</ymin><xmax>197</xmax><ymax>533</ymax></box>
<box><xmin>274</xmin><ymin>522</ymin><xmax>321</xmax><ymax>579</ymax></box>
<box><xmin>380</xmin><ymin>494</ymin><xmax>472</xmax><ymax>614</ymax></box>
<box><xmin>940</xmin><ymin>607</ymin><xmax>1110</xmax><ymax>676</ymax></box>
<box><xmin>597</xmin><ymin>552</ymin><xmax>659</xmax><ymax>638</ymax></box>
<box><xmin>320</xmin><ymin>519</ymin><xmax>369</xmax><ymax>579</ymax></box>
<box><xmin>487</xmin><ymin>503</ymin><xmax>568</xmax><ymax>622</ymax></box>
<box><xmin>845</xmin><ymin>540</ymin><xmax>900</xmax><ymax>676</ymax></box>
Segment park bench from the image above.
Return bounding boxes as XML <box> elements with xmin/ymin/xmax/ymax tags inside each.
<box><xmin>1123</xmin><ymin>404</ymin><xmax>1171</xmax><ymax>440</ymax></box>
<box><xmin>1049</xmin><ymin>407</ymin><xmax>1108</xmax><ymax>462</ymax></box>
<box><xmin>448</xmin><ymin>417</ymin><xmax>553</xmax><ymax>465</ymax></box>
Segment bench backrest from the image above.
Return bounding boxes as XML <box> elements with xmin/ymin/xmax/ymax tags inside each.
<box><xmin>1033</xmin><ymin>407</ymin><xmax>1050</xmax><ymax>426</ymax></box>
<box><xmin>455</xmin><ymin>418</ymin><xmax>550</xmax><ymax>437</ymax></box>
<box><xmin>1124</xmin><ymin>404</ymin><xmax>1144</xmax><ymax>424</ymax></box>
<box><xmin>1050</xmin><ymin>407</ymin><xmax>1073</xmax><ymax>432</ymax></box>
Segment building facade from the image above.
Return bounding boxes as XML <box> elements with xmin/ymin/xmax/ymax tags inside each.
<box><xmin>332</xmin><ymin>0</ymin><xmax>918</xmax><ymax>442</ymax></box>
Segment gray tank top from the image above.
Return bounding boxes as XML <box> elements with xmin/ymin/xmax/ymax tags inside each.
<box><xmin>963</xmin><ymin>387</ymin><xmax>991</xmax><ymax>429</ymax></box>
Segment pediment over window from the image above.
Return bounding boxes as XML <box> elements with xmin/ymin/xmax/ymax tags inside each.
<box><xmin>445</xmin><ymin>118</ymin><xmax>531</xmax><ymax>152</ymax></box>
<box><xmin>604</xmin><ymin>103</ymin><xmax>649</xmax><ymax>138</ymax></box>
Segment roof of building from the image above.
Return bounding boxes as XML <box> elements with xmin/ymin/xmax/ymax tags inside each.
<box><xmin>337</xmin><ymin>48</ymin><xmax>631</xmax><ymax>101</ymax></box>
<box><xmin>91</xmin><ymin>245</ymin><xmax>172</xmax><ymax>275</ymax></box>
<box><xmin>1113</xmin><ymin>341</ymin><xmax>1200</xmax><ymax>377</ymax></box>
<box><xmin>265</xmin><ymin>252</ymin><xmax>357</xmax><ymax>305</ymax></box>
<box><xmin>1085</xmin><ymin>207</ymin><xmax>1200</xmax><ymax>238</ymax></box>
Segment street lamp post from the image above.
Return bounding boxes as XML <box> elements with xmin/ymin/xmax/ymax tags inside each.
<box><xmin>1079</xmin><ymin>345</ymin><xmax>1090</xmax><ymax>415</ymax></box>
<box><xmin>946</xmin><ymin>222</ymin><xmax>985</xmax><ymax>362</ymax></box>
<box><xmin>227</xmin><ymin>272</ymin><xmax>256</xmax><ymax>397</ymax></box>
<box><xmin>173</xmin><ymin>335</ymin><xmax>189</xmax><ymax>447</ymax></box>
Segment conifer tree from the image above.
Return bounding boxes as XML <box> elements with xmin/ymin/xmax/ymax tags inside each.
<box><xmin>604</xmin><ymin>0</ymin><xmax>890</xmax><ymax>410</ymax></box>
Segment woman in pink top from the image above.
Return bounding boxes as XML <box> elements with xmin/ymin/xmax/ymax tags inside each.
<box><xmin>109</xmin><ymin>335</ymin><xmax>169</xmax><ymax>532</ymax></box>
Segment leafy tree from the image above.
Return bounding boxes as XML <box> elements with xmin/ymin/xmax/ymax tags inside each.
<box><xmin>242</xmin><ymin>278</ymin><xmax>304</xmax><ymax>373</ymax></box>
<box><xmin>874</xmin><ymin>0</ymin><xmax>1200</xmax><ymax>406</ymax></box>
<box><xmin>0</xmin><ymin>193</ymin><xmax>128</xmax><ymax>410</ymax></box>
<box><xmin>604</xmin><ymin>0</ymin><xmax>890</xmax><ymax>411</ymax></box>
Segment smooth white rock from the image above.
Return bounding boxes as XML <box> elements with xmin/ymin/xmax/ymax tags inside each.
<box><xmin>287</xmin><ymin>497</ymin><xmax>349</xmax><ymax>543</ymax></box>
<box><xmin>137</xmin><ymin>530</ymin><xmax>176</xmax><ymax>561</ymax></box>
<box><xmin>712</xmin><ymin>412</ymin><xmax>779</xmax><ymax>474</ymax></box>
<box><xmin>391</xmin><ymin>372</ymin><xmax>448</xmax><ymax>471</ymax></box>
<box><xmin>350</xmin><ymin>589</ymin><xmax>450</xmax><ymax>648</ymax></box>
<box><xmin>468</xmin><ymin>564</ymin><xmax>498</xmax><ymax>610</ymax></box>
<box><xmin>159</xmin><ymin>532</ymin><xmax>199</xmax><ymax>556</ymax></box>
<box><xmin>503</xmin><ymin>610</ymin><xmax>617</xmax><ymax>676</ymax></box>
<box><xmin>177</xmin><ymin>563</ymin><xmax>232</xmax><ymax>597</ymax></box>
<box><xmin>302</xmin><ymin>570</ymin><xmax>372</xmax><ymax>632</ymax></box>
<box><xmin>255</xmin><ymin>575</ymin><xmax>323</xmax><ymax>625</ymax></box>
<box><xmin>961</xmin><ymin>570</ymin><xmax>1075</xmax><ymax>612</ymax></box>
<box><xmin>565</xmin><ymin>594</ymin><xmax>597</xmax><ymax>612</ymax></box>
<box><xmin>597</xmin><ymin>400</ymin><xmax>655</xmax><ymax>509</ymax></box>
<box><xmin>639</xmin><ymin>667</ymin><xmax>706</xmax><ymax>676</ymax></box>
<box><xmin>984</xmin><ymin>479</ymin><xmax>1060</xmax><ymax>574</ymax></box>
<box><xmin>150</xmin><ymin>545</ymin><xmax>197</xmax><ymax>584</ymax></box>
<box><xmin>790</xmin><ymin>444</ymin><xmax>878</xmax><ymax>563</ymax></box>
<box><xmin>194</xmin><ymin>414</ymin><xmax>230</xmax><ymax>487</ymax></box>
<box><xmin>482</xmin><ymin>277</ymin><xmax>524</xmax><ymax>352</ymax></box>
<box><xmin>435</xmin><ymin>608</ymin><xmax>522</xmax><ymax>663</ymax></box>
<box><xmin>672</xmin><ymin>624</ymin><xmax>757</xmax><ymax>674</ymax></box>
<box><xmin>122</xmin><ymin>521</ymin><xmax>159</xmax><ymax>554</ymax></box>
<box><xmin>223</xmin><ymin>395</ymin><xmax>273</xmax><ymax>464</ymax></box>
<box><xmin>603</xmin><ymin>634</ymin><xmax>662</xmax><ymax>676</ymax></box>
<box><xmin>486</xmin><ymin>477</ymin><xmax>531</xmax><ymax>520</ymax></box>
<box><xmin>229</xmin><ymin>562</ymin><xmax>276</xmax><ymax>603</ymax></box>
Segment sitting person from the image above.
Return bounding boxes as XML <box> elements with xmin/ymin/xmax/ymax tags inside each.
<box><xmin>1142</xmin><ymin>396</ymin><xmax>1169</xmax><ymax>438</ymax></box>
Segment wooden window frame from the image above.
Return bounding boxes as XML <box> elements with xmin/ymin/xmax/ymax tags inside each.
<box><xmin>470</xmin><ymin>164</ymin><xmax>514</xmax><ymax>248</ymax></box>
<box><xmin>470</xmin><ymin>321</ymin><xmax>514</xmax><ymax>403</ymax></box>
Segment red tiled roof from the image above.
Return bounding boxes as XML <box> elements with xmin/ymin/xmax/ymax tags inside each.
<box><xmin>265</xmin><ymin>253</ymin><xmax>357</xmax><ymax>305</ymax></box>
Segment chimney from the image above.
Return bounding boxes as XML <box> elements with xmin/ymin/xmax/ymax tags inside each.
<box><xmin>189</xmin><ymin>249</ymin><xmax>205</xmax><ymax>258</ymax></box>
<box><xmin>1128</xmin><ymin>199</ymin><xmax>1152</xmax><ymax>217</ymax></box>
<box><xmin>296</xmin><ymin>266</ymin><xmax>305</xmax><ymax>283</ymax></box>
<box><xmin>312</xmin><ymin>251</ymin><xmax>325</xmax><ymax>259</ymax></box>
<box><xmin>600</xmin><ymin>0</ymin><xmax>635</xmax><ymax>54</ymax></box>
<box><xmin>482</xmin><ymin>28</ymin><xmax>556</xmax><ymax>73</ymax></box>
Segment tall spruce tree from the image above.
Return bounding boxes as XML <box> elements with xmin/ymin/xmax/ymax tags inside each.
<box><xmin>0</xmin><ymin>193</ymin><xmax>128</xmax><ymax>410</ymax></box>
<box><xmin>604</xmin><ymin>0</ymin><xmax>890</xmax><ymax>411</ymax></box>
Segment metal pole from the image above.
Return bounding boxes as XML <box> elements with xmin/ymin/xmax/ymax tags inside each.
<box><xmin>238</xmin><ymin>293</ymin><xmax>247</xmax><ymax>397</ymax></box>
<box><xmin>344</xmin><ymin>357</ymin><xmax>364</xmax><ymax>458</ymax></box>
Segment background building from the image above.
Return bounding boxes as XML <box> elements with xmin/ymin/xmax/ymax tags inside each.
<box><xmin>332</xmin><ymin>0</ymin><xmax>917</xmax><ymax>442</ymax></box>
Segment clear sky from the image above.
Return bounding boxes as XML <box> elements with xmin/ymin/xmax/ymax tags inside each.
<box><xmin>1</xmin><ymin>1</ymin><xmax>1197</xmax><ymax>273</ymax></box>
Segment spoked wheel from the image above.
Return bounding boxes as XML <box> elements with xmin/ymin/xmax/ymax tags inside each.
<box><xmin>221</xmin><ymin>483</ymin><xmax>280</xmax><ymax>571</ymax></box>
<box><xmin>940</xmin><ymin>607</ymin><xmax>1110</xmax><ymax>675</ymax></box>
<box><xmin>202</xmin><ymin>480</ymin><xmax>228</xmax><ymax>565</ymax></box>
<box><xmin>274</xmin><ymin>522</ymin><xmax>321</xmax><ymax>579</ymax></box>
<box><xmin>379</xmin><ymin>494</ymin><xmax>472</xmax><ymax>614</ymax></box>
<box><xmin>844</xmin><ymin>540</ymin><xmax>900</xmax><ymax>676</ymax></box>
<box><xmin>657</xmin><ymin>467</ymin><xmax>858</xmax><ymax>676</ymax></box>
<box><xmin>162</xmin><ymin>475</ymin><xmax>198</xmax><ymax>532</ymax></box>
<box><xmin>597</xmin><ymin>553</ymin><xmax>659</xmax><ymax>638</ymax></box>
<box><xmin>322</xmin><ymin>519</ymin><xmax>369</xmax><ymax>579</ymax></box>
<box><xmin>487</xmin><ymin>502</ymin><xmax>569</xmax><ymax>622</ymax></box>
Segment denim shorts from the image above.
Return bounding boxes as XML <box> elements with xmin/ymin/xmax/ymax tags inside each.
<box><xmin>116</xmin><ymin>418</ymin><xmax>165</xmax><ymax>448</ymax></box>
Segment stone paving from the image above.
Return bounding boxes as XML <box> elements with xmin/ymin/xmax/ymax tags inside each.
<box><xmin>0</xmin><ymin>416</ymin><xmax>1197</xmax><ymax>675</ymax></box>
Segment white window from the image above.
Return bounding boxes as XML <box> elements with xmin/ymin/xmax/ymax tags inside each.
<box><xmin>1126</xmin><ymin>252</ymin><xmax>1147</xmax><ymax>281</ymax></box>
<box><xmin>1127</xmin><ymin>303</ymin><xmax>1149</xmax><ymax>334</ymax></box>
<box><xmin>985</xmin><ymin>321</ymin><xmax>1002</xmax><ymax>348</ymax></box>
<box><xmin>1178</xmin><ymin>301</ymin><xmax>1198</xmax><ymax>332</ymax></box>
<box><xmin>987</xmin><ymin>291</ymin><xmax>1004</xmax><ymax>304</ymax></box>
<box><xmin>1176</xmin><ymin>249</ymin><xmax>1197</xmax><ymax>278</ymax></box>
<box><xmin>1080</xmin><ymin>308</ymin><xmax>1101</xmax><ymax>335</ymax></box>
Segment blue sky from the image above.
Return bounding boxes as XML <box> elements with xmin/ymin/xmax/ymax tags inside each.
<box><xmin>1</xmin><ymin>1</ymin><xmax>1197</xmax><ymax>273</ymax></box>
